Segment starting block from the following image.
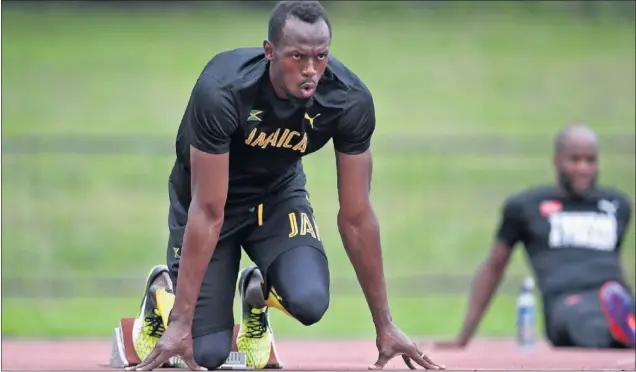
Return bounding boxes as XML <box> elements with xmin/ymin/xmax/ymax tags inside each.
<box><xmin>109</xmin><ymin>318</ymin><xmax>282</xmax><ymax>370</ymax></box>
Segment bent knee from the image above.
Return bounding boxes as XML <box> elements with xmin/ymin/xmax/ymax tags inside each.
<box><xmin>193</xmin><ymin>330</ymin><xmax>233</xmax><ymax>370</ymax></box>
<box><xmin>286</xmin><ymin>286</ymin><xmax>330</xmax><ymax>326</ymax></box>
<box><xmin>570</xmin><ymin>319</ymin><xmax>614</xmax><ymax>349</ymax></box>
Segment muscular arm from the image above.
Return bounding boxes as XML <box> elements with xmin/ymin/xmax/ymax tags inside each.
<box><xmin>170</xmin><ymin>75</ymin><xmax>238</xmax><ymax>324</ymax></box>
<box><xmin>454</xmin><ymin>241</ymin><xmax>512</xmax><ymax>345</ymax></box>
<box><xmin>171</xmin><ymin>149</ymin><xmax>229</xmax><ymax>323</ymax></box>
<box><xmin>452</xmin><ymin>196</ymin><xmax>524</xmax><ymax>346</ymax></box>
<box><xmin>333</xmin><ymin>88</ymin><xmax>391</xmax><ymax>329</ymax></box>
<box><xmin>336</xmin><ymin>149</ymin><xmax>391</xmax><ymax>330</ymax></box>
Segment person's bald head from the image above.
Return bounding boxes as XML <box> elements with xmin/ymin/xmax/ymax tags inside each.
<box><xmin>553</xmin><ymin>124</ymin><xmax>599</xmax><ymax>198</ymax></box>
<box><xmin>554</xmin><ymin>124</ymin><xmax>598</xmax><ymax>155</ymax></box>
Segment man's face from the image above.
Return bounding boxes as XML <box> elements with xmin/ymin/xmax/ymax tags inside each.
<box><xmin>555</xmin><ymin>140</ymin><xmax>598</xmax><ymax>197</ymax></box>
<box><xmin>264</xmin><ymin>17</ymin><xmax>330</xmax><ymax>100</ymax></box>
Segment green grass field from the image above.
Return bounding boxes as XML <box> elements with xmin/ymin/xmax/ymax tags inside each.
<box><xmin>2</xmin><ymin>295</ymin><xmax>525</xmax><ymax>339</ymax></box>
<box><xmin>2</xmin><ymin>3</ymin><xmax>634</xmax><ymax>339</ymax></box>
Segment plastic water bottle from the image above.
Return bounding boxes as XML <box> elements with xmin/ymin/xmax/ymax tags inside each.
<box><xmin>516</xmin><ymin>276</ymin><xmax>536</xmax><ymax>352</ymax></box>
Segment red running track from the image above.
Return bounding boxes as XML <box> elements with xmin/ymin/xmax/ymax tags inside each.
<box><xmin>2</xmin><ymin>339</ymin><xmax>635</xmax><ymax>370</ymax></box>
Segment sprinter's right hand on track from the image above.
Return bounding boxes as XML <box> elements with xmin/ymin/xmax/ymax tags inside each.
<box><xmin>126</xmin><ymin>321</ymin><xmax>206</xmax><ymax>371</ymax></box>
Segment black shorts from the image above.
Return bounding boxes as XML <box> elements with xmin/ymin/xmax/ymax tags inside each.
<box><xmin>166</xmin><ymin>187</ymin><xmax>325</xmax><ymax>338</ymax></box>
<box><xmin>546</xmin><ymin>288</ymin><xmax>627</xmax><ymax>349</ymax></box>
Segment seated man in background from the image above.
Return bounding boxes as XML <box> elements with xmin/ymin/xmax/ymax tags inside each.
<box><xmin>435</xmin><ymin>124</ymin><xmax>635</xmax><ymax>349</ymax></box>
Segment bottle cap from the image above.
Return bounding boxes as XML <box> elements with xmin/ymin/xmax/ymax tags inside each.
<box><xmin>523</xmin><ymin>276</ymin><xmax>535</xmax><ymax>290</ymax></box>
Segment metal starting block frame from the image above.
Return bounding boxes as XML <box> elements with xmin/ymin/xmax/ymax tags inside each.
<box><xmin>108</xmin><ymin>318</ymin><xmax>281</xmax><ymax>370</ymax></box>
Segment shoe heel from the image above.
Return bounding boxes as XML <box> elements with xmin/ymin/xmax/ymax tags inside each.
<box><xmin>239</xmin><ymin>266</ymin><xmax>266</xmax><ymax>308</ymax></box>
<box><xmin>245</xmin><ymin>270</ymin><xmax>267</xmax><ymax>309</ymax></box>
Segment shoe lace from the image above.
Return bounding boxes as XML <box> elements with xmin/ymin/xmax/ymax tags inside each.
<box><xmin>246</xmin><ymin>309</ymin><xmax>268</xmax><ymax>338</ymax></box>
<box><xmin>145</xmin><ymin>309</ymin><xmax>165</xmax><ymax>338</ymax></box>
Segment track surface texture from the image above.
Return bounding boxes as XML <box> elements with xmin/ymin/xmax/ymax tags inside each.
<box><xmin>2</xmin><ymin>339</ymin><xmax>635</xmax><ymax>371</ymax></box>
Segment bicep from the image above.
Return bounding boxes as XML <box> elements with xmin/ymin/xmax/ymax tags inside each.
<box><xmin>495</xmin><ymin>197</ymin><xmax>525</xmax><ymax>248</ymax></box>
<box><xmin>487</xmin><ymin>197</ymin><xmax>524</xmax><ymax>267</ymax></box>
<box><xmin>185</xmin><ymin>76</ymin><xmax>237</xmax><ymax>216</ymax></box>
<box><xmin>486</xmin><ymin>240</ymin><xmax>513</xmax><ymax>270</ymax></box>
<box><xmin>335</xmin><ymin>149</ymin><xmax>373</xmax><ymax>219</ymax></box>
<box><xmin>333</xmin><ymin>89</ymin><xmax>376</xmax><ymax>218</ymax></box>
<box><xmin>190</xmin><ymin>146</ymin><xmax>229</xmax><ymax>219</ymax></box>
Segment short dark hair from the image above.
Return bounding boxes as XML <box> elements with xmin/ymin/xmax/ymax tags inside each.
<box><xmin>268</xmin><ymin>1</ymin><xmax>332</xmax><ymax>44</ymax></box>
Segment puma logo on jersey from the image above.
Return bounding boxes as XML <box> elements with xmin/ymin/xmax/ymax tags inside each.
<box><xmin>548</xmin><ymin>212</ymin><xmax>618</xmax><ymax>251</ymax></box>
<box><xmin>244</xmin><ymin>127</ymin><xmax>307</xmax><ymax>153</ymax></box>
<box><xmin>598</xmin><ymin>199</ymin><xmax>619</xmax><ymax>215</ymax></box>
<box><xmin>304</xmin><ymin>113</ymin><xmax>320</xmax><ymax>129</ymax></box>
